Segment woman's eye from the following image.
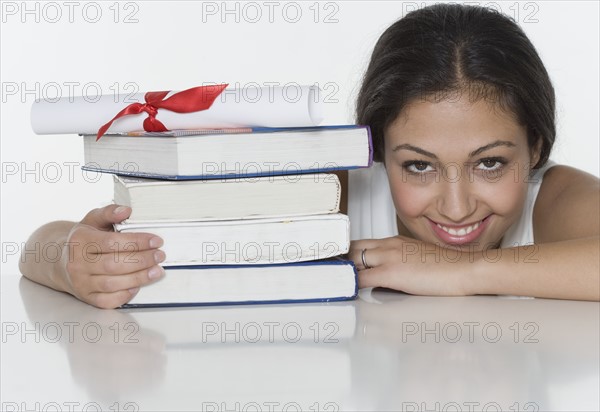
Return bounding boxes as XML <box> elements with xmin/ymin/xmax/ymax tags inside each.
<box><xmin>476</xmin><ymin>158</ymin><xmax>504</xmax><ymax>171</ymax></box>
<box><xmin>405</xmin><ymin>161</ymin><xmax>434</xmax><ymax>173</ymax></box>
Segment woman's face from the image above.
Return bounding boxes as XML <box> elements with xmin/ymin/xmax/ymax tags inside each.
<box><xmin>384</xmin><ymin>94</ymin><xmax>539</xmax><ymax>251</ymax></box>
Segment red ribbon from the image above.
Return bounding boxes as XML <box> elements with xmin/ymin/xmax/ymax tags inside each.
<box><xmin>96</xmin><ymin>84</ymin><xmax>229</xmax><ymax>140</ymax></box>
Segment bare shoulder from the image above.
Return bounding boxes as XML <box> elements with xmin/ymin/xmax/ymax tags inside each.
<box><xmin>533</xmin><ymin>165</ymin><xmax>600</xmax><ymax>242</ymax></box>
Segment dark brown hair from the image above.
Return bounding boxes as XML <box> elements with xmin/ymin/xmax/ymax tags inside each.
<box><xmin>356</xmin><ymin>4</ymin><xmax>555</xmax><ymax>168</ymax></box>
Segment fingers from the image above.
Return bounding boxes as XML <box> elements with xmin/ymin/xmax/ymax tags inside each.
<box><xmin>69</xmin><ymin>225</ymin><xmax>163</xmax><ymax>254</ymax></box>
<box><xmin>75</xmin><ymin>264</ymin><xmax>165</xmax><ymax>309</ymax></box>
<box><xmin>358</xmin><ymin>267</ymin><xmax>390</xmax><ymax>289</ymax></box>
<box><xmin>349</xmin><ymin>239</ymin><xmax>383</xmax><ymax>254</ymax></box>
<box><xmin>67</xmin><ymin>247</ymin><xmax>166</xmax><ymax>277</ymax></box>
<box><xmin>88</xmin><ymin>288</ymin><xmax>141</xmax><ymax>310</ymax></box>
<box><xmin>80</xmin><ymin>204</ymin><xmax>132</xmax><ymax>230</ymax></box>
<box><xmin>91</xmin><ymin>265</ymin><xmax>165</xmax><ymax>295</ymax></box>
<box><xmin>350</xmin><ymin>236</ymin><xmax>419</xmax><ymax>270</ymax></box>
<box><xmin>63</xmin><ymin>208</ymin><xmax>168</xmax><ymax>309</ymax></box>
<box><xmin>349</xmin><ymin>239</ymin><xmax>394</xmax><ymax>289</ymax></box>
<box><xmin>349</xmin><ymin>243</ymin><xmax>385</xmax><ymax>271</ymax></box>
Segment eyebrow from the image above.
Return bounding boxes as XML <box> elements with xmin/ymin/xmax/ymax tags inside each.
<box><xmin>468</xmin><ymin>140</ymin><xmax>516</xmax><ymax>157</ymax></box>
<box><xmin>392</xmin><ymin>140</ymin><xmax>517</xmax><ymax>159</ymax></box>
<box><xmin>392</xmin><ymin>144</ymin><xmax>438</xmax><ymax>159</ymax></box>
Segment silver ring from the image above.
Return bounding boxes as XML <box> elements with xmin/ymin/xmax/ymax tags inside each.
<box><xmin>361</xmin><ymin>248</ymin><xmax>371</xmax><ymax>270</ymax></box>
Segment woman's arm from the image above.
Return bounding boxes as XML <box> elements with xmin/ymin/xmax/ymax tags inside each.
<box><xmin>471</xmin><ymin>236</ymin><xmax>599</xmax><ymax>300</ymax></box>
<box><xmin>349</xmin><ymin>166</ymin><xmax>599</xmax><ymax>301</ymax></box>
<box><xmin>19</xmin><ymin>205</ymin><xmax>167</xmax><ymax>308</ymax></box>
<box><xmin>19</xmin><ymin>220</ymin><xmax>78</xmax><ymax>293</ymax></box>
<box><xmin>351</xmin><ymin>235</ymin><xmax>599</xmax><ymax>301</ymax></box>
<box><xmin>473</xmin><ymin>165</ymin><xmax>599</xmax><ymax>300</ymax></box>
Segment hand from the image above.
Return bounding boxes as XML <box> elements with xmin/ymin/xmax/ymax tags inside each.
<box><xmin>60</xmin><ymin>204</ymin><xmax>166</xmax><ymax>309</ymax></box>
<box><xmin>349</xmin><ymin>236</ymin><xmax>473</xmax><ymax>296</ymax></box>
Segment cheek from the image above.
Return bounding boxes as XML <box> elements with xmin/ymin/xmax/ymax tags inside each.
<box><xmin>474</xmin><ymin>173</ymin><xmax>529</xmax><ymax>218</ymax></box>
<box><xmin>387</xmin><ymin>171</ymin><xmax>434</xmax><ymax>219</ymax></box>
<box><xmin>387</xmin><ymin>168</ymin><xmax>529</xmax><ymax>220</ymax></box>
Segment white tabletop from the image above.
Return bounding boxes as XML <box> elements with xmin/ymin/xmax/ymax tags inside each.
<box><xmin>1</xmin><ymin>274</ymin><xmax>598</xmax><ymax>411</ymax></box>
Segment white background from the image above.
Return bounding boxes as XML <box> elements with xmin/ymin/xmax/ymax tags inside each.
<box><xmin>1</xmin><ymin>0</ymin><xmax>599</xmax><ymax>276</ymax></box>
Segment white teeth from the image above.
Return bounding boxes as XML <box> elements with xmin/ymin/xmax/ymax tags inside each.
<box><xmin>436</xmin><ymin>221</ymin><xmax>481</xmax><ymax>237</ymax></box>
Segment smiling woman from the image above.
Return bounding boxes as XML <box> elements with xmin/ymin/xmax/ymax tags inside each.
<box><xmin>346</xmin><ymin>3</ymin><xmax>599</xmax><ymax>301</ymax></box>
<box><xmin>386</xmin><ymin>97</ymin><xmax>536</xmax><ymax>252</ymax></box>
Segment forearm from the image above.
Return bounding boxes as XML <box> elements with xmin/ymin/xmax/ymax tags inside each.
<box><xmin>19</xmin><ymin>220</ymin><xmax>76</xmax><ymax>293</ymax></box>
<box><xmin>470</xmin><ymin>237</ymin><xmax>600</xmax><ymax>301</ymax></box>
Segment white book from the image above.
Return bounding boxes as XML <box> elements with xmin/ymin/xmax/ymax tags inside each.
<box><xmin>114</xmin><ymin>214</ymin><xmax>350</xmax><ymax>266</ymax></box>
<box><xmin>81</xmin><ymin>125</ymin><xmax>372</xmax><ymax>179</ymax></box>
<box><xmin>113</xmin><ymin>173</ymin><xmax>341</xmax><ymax>223</ymax></box>
<box><xmin>123</xmin><ymin>258</ymin><xmax>358</xmax><ymax>307</ymax></box>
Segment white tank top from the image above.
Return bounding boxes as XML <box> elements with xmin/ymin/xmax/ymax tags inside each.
<box><xmin>347</xmin><ymin>161</ymin><xmax>557</xmax><ymax>247</ymax></box>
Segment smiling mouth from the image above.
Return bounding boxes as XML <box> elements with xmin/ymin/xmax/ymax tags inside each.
<box><xmin>428</xmin><ymin>215</ymin><xmax>492</xmax><ymax>245</ymax></box>
<box><xmin>435</xmin><ymin>221</ymin><xmax>481</xmax><ymax>236</ymax></box>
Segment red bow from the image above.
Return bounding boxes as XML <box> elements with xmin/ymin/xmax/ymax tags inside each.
<box><xmin>96</xmin><ymin>84</ymin><xmax>228</xmax><ymax>140</ymax></box>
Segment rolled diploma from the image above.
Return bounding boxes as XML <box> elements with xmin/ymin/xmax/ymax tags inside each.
<box><xmin>31</xmin><ymin>86</ymin><xmax>324</xmax><ymax>135</ymax></box>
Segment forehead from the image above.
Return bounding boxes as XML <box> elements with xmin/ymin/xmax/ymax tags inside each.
<box><xmin>385</xmin><ymin>95</ymin><xmax>527</xmax><ymax>152</ymax></box>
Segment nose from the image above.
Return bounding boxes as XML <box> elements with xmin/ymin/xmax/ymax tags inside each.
<box><xmin>436</xmin><ymin>167</ymin><xmax>477</xmax><ymax>223</ymax></box>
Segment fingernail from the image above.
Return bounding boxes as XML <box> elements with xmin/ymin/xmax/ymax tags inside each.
<box><xmin>128</xmin><ymin>287</ymin><xmax>140</xmax><ymax>295</ymax></box>
<box><xmin>114</xmin><ymin>206</ymin><xmax>128</xmax><ymax>214</ymax></box>
<box><xmin>149</xmin><ymin>236</ymin><xmax>163</xmax><ymax>248</ymax></box>
<box><xmin>154</xmin><ymin>250</ymin><xmax>166</xmax><ymax>263</ymax></box>
<box><xmin>148</xmin><ymin>266</ymin><xmax>164</xmax><ymax>279</ymax></box>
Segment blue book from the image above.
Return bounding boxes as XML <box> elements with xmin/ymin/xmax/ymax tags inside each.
<box><xmin>121</xmin><ymin>258</ymin><xmax>358</xmax><ymax>308</ymax></box>
<box><xmin>82</xmin><ymin>125</ymin><xmax>372</xmax><ymax>180</ymax></box>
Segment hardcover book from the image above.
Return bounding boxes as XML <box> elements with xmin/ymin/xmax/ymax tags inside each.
<box><xmin>122</xmin><ymin>258</ymin><xmax>358</xmax><ymax>308</ymax></box>
<box><xmin>82</xmin><ymin>125</ymin><xmax>372</xmax><ymax>179</ymax></box>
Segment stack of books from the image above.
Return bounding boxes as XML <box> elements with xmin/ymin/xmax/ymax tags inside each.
<box><xmin>85</xmin><ymin>126</ymin><xmax>372</xmax><ymax>307</ymax></box>
<box><xmin>32</xmin><ymin>85</ymin><xmax>373</xmax><ymax>307</ymax></box>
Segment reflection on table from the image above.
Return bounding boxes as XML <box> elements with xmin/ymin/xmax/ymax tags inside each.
<box><xmin>1</xmin><ymin>275</ymin><xmax>598</xmax><ymax>411</ymax></box>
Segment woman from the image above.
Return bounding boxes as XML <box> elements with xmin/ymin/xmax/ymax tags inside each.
<box><xmin>346</xmin><ymin>4</ymin><xmax>599</xmax><ymax>300</ymax></box>
<box><xmin>20</xmin><ymin>4</ymin><xmax>599</xmax><ymax>307</ymax></box>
